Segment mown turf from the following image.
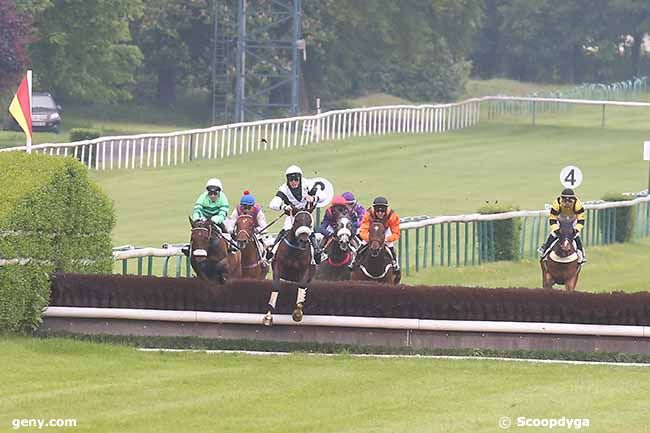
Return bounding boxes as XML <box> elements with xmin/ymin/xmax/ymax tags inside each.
<box><xmin>1</xmin><ymin>335</ymin><xmax>650</xmax><ymax>433</ymax></box>
<box><xmin>408</xmin><ymin>237</ymin><xmax>650</xmax><ymax>292</ymax></box>
<box><xmin>89</xmin><ymin>102</ymin><xmax>650</xmax><ymax>288</ymax></box>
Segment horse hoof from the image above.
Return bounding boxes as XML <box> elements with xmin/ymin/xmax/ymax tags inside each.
<box><xmin>292</xmin><ymin>303</ymin><xmax>304</xmax><ymax>322</ymax></box>
<box><xmin>263</xmin><ymin>312</ymin><xmax>273</xmax><ymax>326</ymax></box>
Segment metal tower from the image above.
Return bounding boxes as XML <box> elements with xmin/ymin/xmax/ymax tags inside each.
<box><xmin>234</xmin><ymin>0</ymin><xmax>303</xmax><ymax>122</ymax></box>
<box><xmin>211</xmin><ymin>0</ymin><xmax>236</xmax><ymax>125</ymax></box>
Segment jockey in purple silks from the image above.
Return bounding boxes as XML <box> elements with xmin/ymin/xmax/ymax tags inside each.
<box><xmin>342</xmin><ymin>191</ymin><xmax>365</xmax><ymax>235</ymax></box>
<box><xmin>318</xmin><ymin>195</ymin><xmax>349</xmax><ymax>237</ymax></box>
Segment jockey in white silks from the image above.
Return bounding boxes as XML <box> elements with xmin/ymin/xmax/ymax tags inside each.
<box><xmin>267</xmin><ymin>165</ymin><xmax>322</xmax><ymax>264</ymax></box>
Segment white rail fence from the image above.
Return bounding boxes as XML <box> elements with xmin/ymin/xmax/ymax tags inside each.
<box><xmin>1</xmin><ymin>99</ymin><xmax>484</xmax><ymax>169</ymax></box>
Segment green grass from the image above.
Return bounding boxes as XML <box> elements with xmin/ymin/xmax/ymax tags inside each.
<box><xmin>2</xmin><ymin>335</ymin><xmax>650</xmax><ymax>433</ymax></box>
<box><xmin>91</xmin><ymin>103</ymin><xmax>650</xmax><ymax>280</ymax></box>
<box><xmin>408</xmin><ymin>238</ymin><xmax>650</xmax><ymax>292</ymax></box>
<box><xmin>461</xmin><ymin>78</ymin><xmax>572</xmax><ymax>99</ymax></box>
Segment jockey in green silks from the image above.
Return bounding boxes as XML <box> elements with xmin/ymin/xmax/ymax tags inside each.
<box><xmin>192</xmin><ymin>178</ymin><xmax>230</xmax><ymax>232</ymax></box>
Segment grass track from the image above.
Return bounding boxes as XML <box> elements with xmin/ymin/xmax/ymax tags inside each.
<box><xmin>90</xmin><ymin>104</ymin><xmax>650</xmax><ymax>289</ymax></box>
<box><xmin>1</xmin><ymin>336</ymin><xmax>650</xmax><ymax>433</ymax></box>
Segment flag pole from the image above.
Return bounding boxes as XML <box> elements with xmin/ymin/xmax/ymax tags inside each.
<box><xmin>26</xmin><ymin>70</ymin><xmax>32</xmax><ymax>153</ymax></box>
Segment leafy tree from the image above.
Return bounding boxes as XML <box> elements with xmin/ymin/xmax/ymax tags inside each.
<box><xmin>131</xmin><ymin>0</ymin><xmax>213</xmax><ymax>106</ymax></box>
<box><xmin>0</xmin><ymin>0</ymin><xmax>31</xmax><ymax>90</ymax></box>
<box><xmin>27</xmin><ymin>0</ymin><xmax>144</xmax><ymax>103</ymax></box>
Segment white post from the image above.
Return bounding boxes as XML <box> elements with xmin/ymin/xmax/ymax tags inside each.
<box><xmin>26</xmin><ymin>70</ymin><xmax>32</xmax><ymax>154</ymax></box>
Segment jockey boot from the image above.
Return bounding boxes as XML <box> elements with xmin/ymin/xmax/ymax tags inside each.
<box><xmin>538</xmin><ymin>234</ymin><xmax>555</xmax><ymax>257</ymax></box>
<box><xmin>310</xmin><ymin>233</ymin><xmax>322</xmax><ymax>264</ymax></box>
<box><xmin>181</xmin><ymin>245</ymin><xmax>190</xmax><ymax>257</ymax></box>
<box><xmin>575</xmin><ymin>235</ymin><xmax>587</xmax><ymax>263</ymax></box>
<box><xmin>266</xmin><ymin>230</ymin><xmax>286</xmax><ymax>260</ymax></box>
<box><xmin>388</xmin><ymin>246</ymin><xmax>400</xmax><ymax>271</ymax></box>
<box><xmin>349</xmin><ymin>243</ymin><xmax>367</xmax><ymax>270</ymax></box>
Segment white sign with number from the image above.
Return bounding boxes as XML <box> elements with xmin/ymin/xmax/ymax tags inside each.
<box><xmin>560</xmin><ymin>165</ymin><xmax>583</xmax><ymax>189</ymax></box>
<box><xmin>644</xmin><ymin>141</ymin><xmax>650</xmax><ymax>161</ymax></box>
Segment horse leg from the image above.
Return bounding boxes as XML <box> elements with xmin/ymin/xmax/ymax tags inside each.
<box><xmin>263</xmin><ymin>290</ymin><xmax>278</xmax><ymax>327</ymax></box>
<box><xmin>264</xmin><ymin>269</ymin><xmax>281</xmax><ymax>326</ymax></box>
<box><xmin>292</xmin><ymin>268</ymin><xmax>314</xmax><ymax>322</ymax></box>
<box><xmin>565</xmin><ymin>265</ymin><xmax>580</xmax><ymax>291</ymax></box>
<box><xmin>540</xmin><ymin>260</ymin><xmax>554</xmax><ymax>289</ymax></box>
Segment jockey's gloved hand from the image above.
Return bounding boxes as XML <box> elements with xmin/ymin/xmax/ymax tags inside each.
<box><xmin>282</xmin><ymin>204</ymin><xmax>294</xmax><ymax>215</ymax></box>
<box><xmin>326</xmin><ymin>226</ymin><xmax>335</xmax><ymax>236</ymax></box>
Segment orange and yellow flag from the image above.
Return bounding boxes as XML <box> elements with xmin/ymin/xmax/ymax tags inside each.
<box><xmin>8</xmin><ymin>72</ymin><xmax>32</xmax><ymax>140</ymax></box>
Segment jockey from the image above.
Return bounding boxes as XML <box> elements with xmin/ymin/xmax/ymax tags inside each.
<box><xmin>225</xmin><ymin>190</ymin><xmax>268</xmax><ymax>234</ymax></box>
<box><xmin>354</xmin><ymin>196</ymin><xmax>401</xmax><ymax>274</ymax></box>
<box><xmin>192</xmin><ymin>178</ymin><xmax>229</xmax><ymax>233</ymax></box>
<box><xmin>341</xmin><ymin>191</ymin><xmax>366</xmax><ymax>235</ymax></box>
<box><xmin>267</xmin><ymin>165</ymin><xmax>322</xmax><ymax>263</ymax></box>
<box><xmin>538</xmin><ymin>188</ymin><xmax>587</xmax><ymax>262</ymax></box>
<box><xmin>318</xmin><ymin>195</ymin><xmax>349</xmax><ymax>238</ymax></box>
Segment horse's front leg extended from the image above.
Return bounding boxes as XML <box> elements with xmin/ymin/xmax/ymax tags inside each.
<box><xmin>264</xmin><ymin>274</ymin><xmax>280</xmax><ymax>326</ymax></box>
<box><xmin>540</xmin><ymin>260</ymin><xmax>554</xmax><ymax>289</ymax></box>
<box><xmin>292</xmin><ymin>269</ymin><xmax>313</xmax><ymax>322</ymax></box>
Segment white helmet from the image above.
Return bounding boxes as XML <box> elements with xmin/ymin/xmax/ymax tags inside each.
<box><xmin>285</xmin><ymin>165</ymin><xmax>303</xmax><ymax>177</ymax></box>
<box><xmin>205</xmin><ymin>178</ymin><xmax>223</xmax><ymax>190</ymax></box>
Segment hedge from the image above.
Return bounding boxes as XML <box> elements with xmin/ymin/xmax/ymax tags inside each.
<box><xmin>477</xmin><ymin>202</ymin><xmax>521</xmax><ymax>261</ymax></box>
<box><xmin>600</xmin><ymin>192</ymin><xmax>636</xmax><ymax>243</ymax></box>
<box><xmin>0</xmin><ymin>152</ymin><xmax>115</xmax><ymax>331</ymax></box>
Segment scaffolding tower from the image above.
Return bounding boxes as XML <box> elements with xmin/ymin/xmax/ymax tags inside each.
<box><xmin>234</xmin><ymin>0</ymin><xmax>303</xmax><ymax>122</ymax></box>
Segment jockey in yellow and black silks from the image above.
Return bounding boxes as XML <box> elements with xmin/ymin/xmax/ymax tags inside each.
<box><xmin>538</xmin><ymin>188</ymin><xmax>587</xmax><ymax>262</ymax></box>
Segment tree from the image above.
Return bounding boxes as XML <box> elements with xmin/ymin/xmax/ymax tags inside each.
<box><xmin>0</xmin><ymin>0</ymin><xmax>31</xmax><ymax>90</ymax></box>
<box><xmin>27</xmin><ymin>0</ymin><xmax>144</xmax><ymax>103</ymax></box>
<box><xmin>131</xmin><ymin>0</ymin><xmax>213</xmax><ymax>106</ymax></box>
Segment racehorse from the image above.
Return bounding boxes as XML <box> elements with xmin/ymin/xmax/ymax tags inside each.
<box><xmin>234</xmin><ymin>214</ymin><xmax>268</xmax><ymax>279</ymax></box>
<box><xmin>540</xmin><ymin>215</ymin><xmax>582</xmax><ymax>291</ymax></box>
<box><xmin>351</xmin><ymin>221</ymin><xmax>400</xmax><ymax>284</ymax></box>
<box><xmin>314</xmin><ymin>215</ymin><xmax>354</xmax><ymax>281</ymax></box>
<box><xmin>188</xmin><ymin>217</ymin><xmax>241</xmax><ymax>284</ymax></box>
<box><xmin>263</xmin><ymin>210</ymin><xmax>316</xmax><ymax>325</ymax></box>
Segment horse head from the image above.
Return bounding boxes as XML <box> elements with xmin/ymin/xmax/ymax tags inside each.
<box><xmin>556</xmin><ymin>215</ymin><xmax>577</xmax><ymax>256</ymax></box>
<box><xmin>235</xmin><ymin>214</ymin><xmax>255</xmax><ymax>250</ymax></box>
<box><xmin>189</xmin><ymin>216</ymin><xmax>214</xmax><ymax>262</ymax></box>
<box><xmin>368</xmin><ymin>222</ymin><xmax>386</xmax><ymax>257</ymax></box>
<box><xmin>335</xmin><ymin>215</ymin><xmax>353</xmax><ymax>251</ymax></box>
<box><xmin>291</xmin><ymin>211</ymin><xmax>313</xmax><ymax>248</ymax></box>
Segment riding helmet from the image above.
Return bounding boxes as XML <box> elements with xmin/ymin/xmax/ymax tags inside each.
<box><xmin>331</xmin><ymin>195</ymin><xmax>347</xmax><ymax>207</ymax></box>
<box><xmin>205</xmin><ymin>178</ymin><xmax>223</xmax><ymax>191</ymax></box>
<box><xmin>240</xmin><ymin>190</ymin><xmax>255</xmax><ymax>206</ymax></box>
<box><xmin>342</xmin><ymin>191</ymin><xmax>356</xmax><ymax>205</ymax></box>
<box><xmin>561</xmin><ymin>188</ymin><xmax>576</xmax><ymax>198</ymax></box>
<box><xmin>285</xmin><ymin>165</ymin><xmax>303</xmax><ymax>177</ymax></box>
<box><xmin>372</xmin><ymin>196</ymin><xmax>389</xmax><ymax>207</ymax></box>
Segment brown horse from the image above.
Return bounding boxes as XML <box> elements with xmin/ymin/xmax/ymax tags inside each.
<box><xmin>234</xmin><ymin>214</ymin><xmax>269</xmax><ymax>279</ymax></box>
<box><xmin>540</xmin><ymin>215</ymin><xmax>582</xmax><ymax>291</ymax></box>
<box><xmin>263</xmin><ymin>211</ymin><xmax>316</xmax><ymax>325</ymax></box>
<box><xmin>188</xmin><ymin>217</ymin><xmax>241</xmax><ymax>284</ymax></box>
<box><xmin>315</xmin><ymin>215</ymin><xmax>353</xmax><ymax>281</ymax></box>
<box><xmin>351</xmin><ymin>222</ymin><xmax>400</xmax><ymax>284</ymax></box>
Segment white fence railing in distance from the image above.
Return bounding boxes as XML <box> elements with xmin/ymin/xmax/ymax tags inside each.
<box><xmin>4</xmin><ymin>96</ymin><xmax>650</xmax><ymax>170</ymax></box>
<box><xmin>0</xmin><ymin>100</ymin><xmax>484</xmax><ymax>169</ymax></box>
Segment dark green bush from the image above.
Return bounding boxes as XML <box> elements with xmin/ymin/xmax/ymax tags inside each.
<box><xmin>69</xmin><ymin>128</ymin><xmax>101</xmax><ymax>142</ymax></box>
<box><xmin>477</xmin><ymin>202</ymin><xmax>521</xmax><ymax>261</ymax></box>
<box><xmin>0</xmin><ymin>152</ymin><xmax>115</xmax><ymax>331</ymax></box>
<box><xmin>600</xmin><ymin>192</ymin><xmax>636</xmax><ymax>243</ymax></box>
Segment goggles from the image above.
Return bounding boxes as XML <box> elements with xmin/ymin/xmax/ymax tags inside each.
<box><xmin>207</xmin><ymin>188</ymin><xmax>221</xmax><ymax>196</ymax></box>
<box><xmin>287</xmin><ymin>175</ymin><xmax>301</xmax><ymax>182</ymax></box>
